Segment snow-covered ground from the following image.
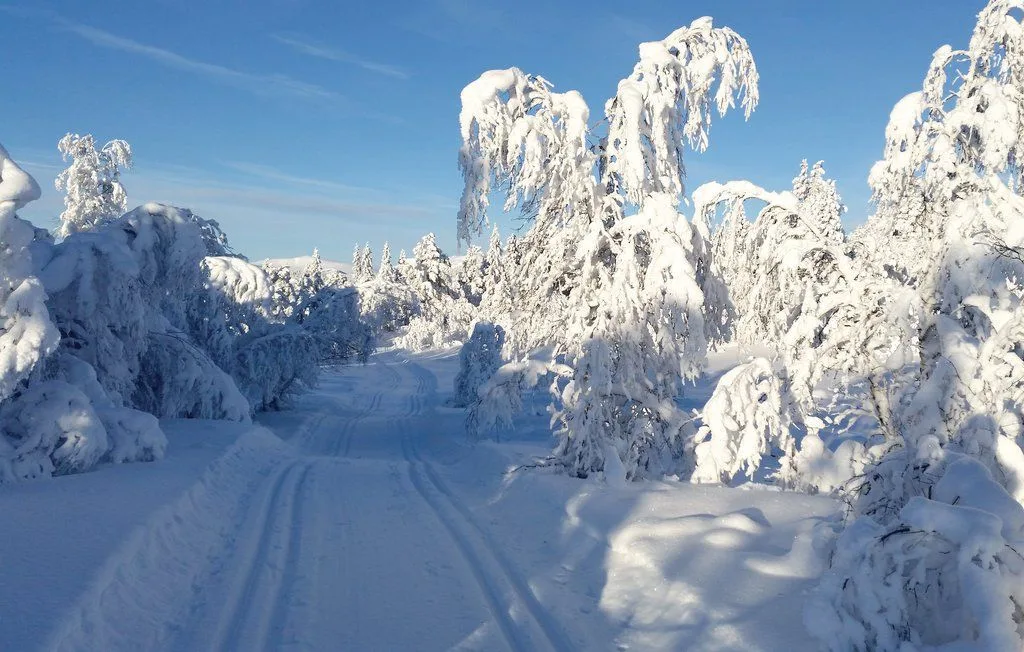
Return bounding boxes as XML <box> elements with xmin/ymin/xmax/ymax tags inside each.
<box><xmin>3</xmin><ymin>350</ymin><xmax>839</xmax><ymax>651</ymax></box>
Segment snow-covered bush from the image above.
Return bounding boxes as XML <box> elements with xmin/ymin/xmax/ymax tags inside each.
<box><xmin>1</xmin><ymin>380</ymin><xmax>110</xmax><ymax>481</ymax></box>
<box><xmin>452</xmin><ymin>321</ymin><xmax>505</xmax><ymax>408</ymax></box>
<box><xmin>55</xmin><ymin>133</ymin><xmax>132</xmax><ymax>238</ymax></box>
<box><xmin>234</xmin><ymin>325</ymin><xmax>319</xmax><ymax>411</ymax></box>
<box><xmin>466</xmin><ymin>353</ymin><xmax>568</xmax><ymax>440</ymax></box>
<box><xmin>294</xmin><ymin>286</ymin><xmax>373</xmax><ymax>363</ymax></box>
<box><xmin>809</xmin><ymin>455</ymin><xmax>1024</xmax><ymax>651</ymax></box>
<box><xmin>133</xmin><ymin>332</ymin><xmax>250</xmax><ymax>421</ymax></box>
<box><xmin>691</xmin><ymin>358</ymin><xmax>797</xmax><ymax>484</ymax></box>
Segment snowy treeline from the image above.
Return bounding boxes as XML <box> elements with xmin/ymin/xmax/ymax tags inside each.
<box><xmin>0</xmin><ymin>138</ymin><xmax>372</xmax><ymax>483</ymax></box>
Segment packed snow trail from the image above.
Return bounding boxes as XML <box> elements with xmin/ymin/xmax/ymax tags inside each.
<box><xmin>38</xmin><ymin>350</ymin><xmax>839</xmax><ymax>652</ymax></box>
<box><xmin>47</xmin><ymin>354</ymin><xmax>566</xmax><ymax>652</ymax></box>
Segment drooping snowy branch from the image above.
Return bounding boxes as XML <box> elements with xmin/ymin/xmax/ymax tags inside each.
<box><xmin>457</xmin><ymin>68</ymin><xmax>597</xmax><ymax>245</ymax></box>
<box><xmin>603</xmin><ymin>17</ymin><xmax>759</xmax><ymax>206</ymax></box>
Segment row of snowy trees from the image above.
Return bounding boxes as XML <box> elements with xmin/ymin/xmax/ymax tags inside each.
<box><xmin>0</xmin><ymin>136</ymin><xmax>373</xmax><ymax>484</ymax></box>
<box><xmin>441</xmin><ymin>2</ymin><xmax>1024</xmax><ymax>649</ymax></box>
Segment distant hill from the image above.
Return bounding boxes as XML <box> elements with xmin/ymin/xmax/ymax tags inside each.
<box><xmin>260</xmin><ymin>256</ymin><xmax>351</xmax><ymax>275</ymax></box>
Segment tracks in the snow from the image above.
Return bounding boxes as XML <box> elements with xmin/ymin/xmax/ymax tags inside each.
<box><xmin>399</xmin><ymin>361</ymin><xmax>572</xmax><ymax>652</ymax></box>
<box><xmin>188</xmin><ymin>357</ymin><xmax>570</xmax><ymax>652</ymax></box>
<box><xmin>209</xmin><ymin>459</ymin><xmax>315</xmax><ymax>652</ymax></box>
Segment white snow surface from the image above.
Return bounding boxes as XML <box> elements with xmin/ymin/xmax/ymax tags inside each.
<box><xmin>3</xmin><ymin>350</ymin><xmax>839</xmax><ymax>651</ymax></box>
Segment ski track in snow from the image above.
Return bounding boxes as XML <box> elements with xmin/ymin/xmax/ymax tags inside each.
<box><xmin>401</xmin><ymin>361</ymin><xmax>572</xmax><ymax>652</ymax></box>
<box><xmin>48</xmin><ymin>354</ymin><xmax>569</xmax><ymax>652</ymax></box>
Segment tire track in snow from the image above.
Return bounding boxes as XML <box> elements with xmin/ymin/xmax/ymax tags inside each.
<box><xmin>209</xmin><ymin>460</ymin><xmax>314</xmax><ymax>652</ymax></box>
<box><xmin>399</xmin><ymin>360</ymin><xmax>572</xmax><ymax>652</ymax></box>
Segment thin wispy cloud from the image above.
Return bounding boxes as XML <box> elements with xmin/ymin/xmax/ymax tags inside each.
<box><xmin>272</xmin><ymin>33</ymin><xmax>409</xmax><ymax>80</ymax></box>
<box><xmin>55</xmin><ymin>19</ymin><xmax>343</xmax><ymax>103</ymax></box>
<box><xmin>223</xmin><ymin>161</ymin><xmax>379</xmax><ymax>195</ymax></box>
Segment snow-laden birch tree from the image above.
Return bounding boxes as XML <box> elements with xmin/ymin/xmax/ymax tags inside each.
<box><xmin>55</xmin><ymin>133</ymin><xmax>133</xmax><ymax>238</ymax></box>
<box><xmin>458</xmin><ymin>17</ymin><xmax>759</xmax><ymax>478</ymax></box>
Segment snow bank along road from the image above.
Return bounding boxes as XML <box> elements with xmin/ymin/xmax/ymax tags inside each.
<box><xmin>31</xmin><ymin>351</ymin><xmax>839</xmax><ymax>651</ymax></box>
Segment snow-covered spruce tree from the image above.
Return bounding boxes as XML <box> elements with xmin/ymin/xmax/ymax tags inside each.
<box><xmin>454</xmin><ymin>244</ymin><xmax>486</xmax><ymax>306</ymax></box>
<box><xmin>398</xmin><ymin>233</ymin><xmax>475</xmax><ymax>351</ymax></box>
<box><xmin>378</xmin><ymin>241</ymin><xmax>395</xmax><ymax>281</ymax></box>
<box><xmin>792</xmin><ymin>160</ymin><xmax>846</xmax><ymax>246</ymax></box>
<box><xmin>351</xmin><ymin>243</ymin><xmax>364</xmax><ymax>281</ymax></box>
<box><xmin>262</xmin><ymin>262</ymin><xmax>300</xmax><ymax>320</ymax></box>
<box><xmin>55</xmin><ymin>133</ymin><xmax>133</xmax><ymax>239</ymax></box>
<box><xmin>459</xmin><ymin>18</ymin><xmax>758</xmax><ymax>477</ymax></box>
<box><xmin>812</xmin><ymin>3</ymin><xmax>1024</xmax><ymax>649</ymax></box>
<box><xmin>452</xmin><ymin>321</ymin><xmax>505</xmax><ymax>408</ymax></box>
<box><xmin>362</xmin><ymin>243</ymin><xmax>374</xmax><ymax>282</ymax></box>
<box><xmin>302</xmin><ymin>248</ymin><xmax>325</xmax><ymax>293</ymax></box>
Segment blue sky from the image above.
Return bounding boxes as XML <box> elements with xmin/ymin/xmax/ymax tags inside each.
<box><xmin>1</xmin><ymin>0</ymin><xmax>982</xmax><ymax>263</ymax></box>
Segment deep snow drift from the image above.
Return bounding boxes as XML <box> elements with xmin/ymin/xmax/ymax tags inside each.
<box><xmin>3</xmin><ymin>350</ymin><xmax>838</xmax><ymax>652</ymax></box>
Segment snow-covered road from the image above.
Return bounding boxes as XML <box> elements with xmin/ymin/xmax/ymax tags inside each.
<box><xmin>8</xmin><ymin>351</ymin><xmax>839</xmax><ymax>652</ymax></box>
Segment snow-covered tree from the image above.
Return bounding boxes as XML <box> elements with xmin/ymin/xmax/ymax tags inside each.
<box><xmin>454</xmin><ymin>244</ymin><xmax>486</xmax><ymax>306</ymax></box>
<box><xmin>0</xmin><ymin>143</ymin><xmax>57</xmax><ymax>403</ymax></box>
<box><xmin>553</xmin><ymin>193</ymin><xmax>717</xmax><ymax>478</ymax></box>
<box><xmin>304</xmin><ymin>248</ymin><xmax>324</xmax><ymax>289</ymax></box>
<box><xmin>452</xmin><ymin>322</ymin><xmax>505</xmax><ymax>408</ymax></box>
<box><xmin>792</xmin><ymin>160</ymin><xmax>845</xmax><ymax>245</ymax></box>
<box><xmin>294</xmin><ymin>285</ymin><xmax>373</xmax><ymax>364</ymax></box>
<box><xmin>691</xmin><ymin>357</ymin><xmax>798</xmax><ymax>484</ymax></box>
<box><xmin>359</xmin><ymin>243</ymin><xmax>374</xmax><ymax>283</ymax></box>
<box><xmin>812</xmin><ymin>4</ymin><xmax>1024</xmax><ymax>648</ymax></box>
<box><xmin>459</xmin><ymin>18</ymin><xmax>759</xmax><ymax>478</ymax></box>
<box><xmin>358</xmin><ymin>275</ymin><xmax>419</xmax><ymax>337</ymax></box>
<box><xmin>54</xmin><ymin>133</ymin><xmax>133</xmax><ymax>238</ymax></box>
<box><xmin>262</xmin><ymin>262</ymin><xmax>300</xmax><ymax>320</ymax></box>
<box><xmin>458</xmin><ymin>66</ymin><xmax>601</xmax><ymax>353</ymax></box>
<box><xmin>378</xmin><ymin>241</ymin><xmax>395</xmax><ymax>281</ymax></box>
<box><xmin>601</xmin><ymin>17</ymin><xmax>758</xmax><ymax>206</ymax></box>
<box><xmin>351</xmin><ymin>243</ymin><xmax>364</xmax><ymax>280</ymax></box>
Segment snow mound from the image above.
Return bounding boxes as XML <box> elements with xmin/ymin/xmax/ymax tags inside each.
<box><xmin>46</xmin><ymin>426</ymin><xmax>289</xmax><ymax>651</ymax></box>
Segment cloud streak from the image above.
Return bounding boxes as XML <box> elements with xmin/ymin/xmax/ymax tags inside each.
<box><xmin>222</xmin><ymin>161</ymin><xmax>378</xmax><ymax>195</ymax></box>
<box><xmin>272</xmin><ymin>33</ymin><xmax>408</xmax><ymax>80</ymax></box>
<box><xmin>58</xmin><ymin>20</ymin><xmax>343</xmax><ymax>103</ymax></box>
